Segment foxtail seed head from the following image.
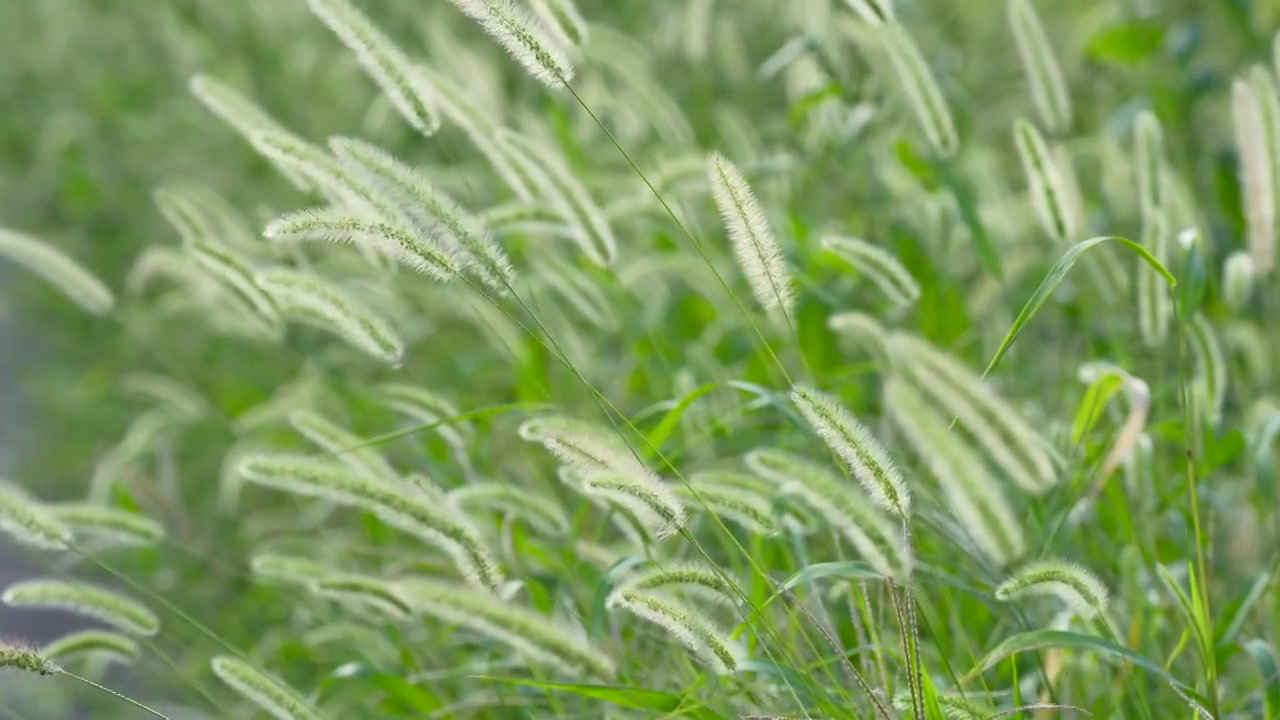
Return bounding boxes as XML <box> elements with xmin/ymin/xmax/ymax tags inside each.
<box><xmin>790</xmin><ymin>384</ymin><xmax>910</xmax><ymax>518</ymax></box>
<box><xmin>995</xmin><ymin>559</ymin><xmax>1109</xmax><ymax>619</ymax></box>
<box><xmin>1</xmin><ymin>641</ymin><xmax>58</xmax><ymax>675</ymax></box>
<box><xmin>445</xmin><ymin>0</ymin><xmax>575</xmax><ymax>88</ymax></box>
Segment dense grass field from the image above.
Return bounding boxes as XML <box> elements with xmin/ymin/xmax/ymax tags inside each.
<box><xmin>1</xmin><ymin>0</ymin><xmax>1279</xmax><ymax>718</ymax></box>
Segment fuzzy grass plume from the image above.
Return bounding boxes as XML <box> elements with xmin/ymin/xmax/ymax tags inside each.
<box><xmin>448</xmin><ymin>483</ymin><xmax>569</xmax><ymax>535</ymax></box>
<box><xmin>497</xmin><ymin>129</ymin><xmax>617</xmax><ymax>267</ymax></box>
<box><xmin>1234</xmin><ymin>76</ymin><xmax>1276</xmax><ymax>275</ymax></box>
<box><xmin>42</xmin><ymin>630</ymin><xmax>140</xmax><ymax>667</ymax></box>
<box><xmin>237</xmin><ymin>453</ymin><xmax>504</xmax><ymax>592</ymax></box>
<box><xmin>707</xmin><ymin>152</ymin><xmax>794</xmax><ymax>317</ymax></box>
<box><xmin>0</xmin><ymin>228</ymin><xmax>114</xmax><ymax>315</ymax></box>
<box><xmin>886</xmin><ymin>378</ymin><xmax>1026</xmax><ymax>566</ymax></box>
<box><xmin>255</xmin><ymin>268</ymin><xmax>405</xmax><ymax>366</ymax></box>
<box><xmin>1136</xmin><ymin>210</ymin><xmax>1172</xmax><ymax>347</ymax></box>
<box><xmin>0</xmin><ymin>481</ymin><xmax>72</xmax><ymax>551</ymax></box>
<box><xmin>519</xmin><ymin>416</ymin><xmax>685</xmax><ymax>537</ymax></box>
<box><xmin>304</xmin><ymin>0</ymin><xmax>440</xmax><ymax>136</ymax></box>
<box><xmin>211</xmin><ymin>656</ymin><xmax>327</xmax><ymax>720</ymax></box>
<box><xmin>264</xmin><ymin>208</ymin><xmax>462</xmax><ymax>282</ymax></box>
<box><xmin>47</xmin><ymin>503</ymin><xmax>163</xmax><ymax>548</ymax></box>
<box><xmin>1013</xmin><ymin>118</ymin><xmax>1076</xmax><ymax>243</ymax></box>
<box><xmin>674</xmin><ymin>481</ymin><xmax>780</xmax><ymax>536</ymax></box>
<box><xmin>612</xmin><ymin>562</ymin><xmax>741</xmax><ymax>606</ymax></box>
<box><xmin>890</xmin><ymin>333</ymin><xmax>1058</xmax><ymax>494</ymax></box>
<box><xmin>1007</xmin><ymin>0</ymin><xmax>1071</xmax><ymax>132</ymax></box>
<box><xmin>790</xmin><ymin>384</ymin><xmax>910</xmax><ymax>517</ymax></box>
<box><xmin>1</xmin><ymin>641</ymin><xmax>58</xmax><ymax>676</ymax></box>
<box><xmin>287</xmin><ymin>409</ymin><xmax>399</xmax><ymax>482</ymax></box>
<box><xmin>188</xmin><ymin>75</ymin><xmax>314</xmax><ymax>191</ymax></box>
<box><xmin>877</xmin><ymin>20</ymin><xmax>958</xmax><ymax>156</ymax></box>
<box><xmin>330</xmin><ymin>136</ymin><xmax>513</xmax><ymax>291</ymax></box>
<box><xmin>745</xmin><ymin>448</ymin><xmax>909</xmax><ymax>578</ymax></box>
<box><xmin>397</xmin><ymin>579</ymin><xmax>616</xmax><ymax>679</ymax></box>
<box><xmin>994</xmin><ymin>559</ymin><xmax>1109</xmax><ymax>619</ymax></box>
<box><xmin>610</xmin><ymin>589</ymin><xmax>744</xmax><ymax>675</ymax></box>
<box><xmin>445</xmin><ymin>0</ymin><xmax>575</xmax><ymax>87</ymax></box>
<box><xmin>820</xmin><ymin>234</ymin><xmax>920</xmax><ymax>307</ymax></box>
<box><xmin>2</xmin><ymin>580</ymin><xmax>160</xmax><ymax>637</ymax></box>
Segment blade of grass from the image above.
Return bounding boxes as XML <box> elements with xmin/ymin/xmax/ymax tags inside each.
<box><xmin>983</xmin><ymin>236</ymin><xmax>1176</xmax><ymax>378</ymax></box>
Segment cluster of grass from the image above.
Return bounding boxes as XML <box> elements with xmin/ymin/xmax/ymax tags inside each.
<box><xmin>0</xmin><ymin>0</ymin><xmax>1278</xmax><ymax>718</ymax></box>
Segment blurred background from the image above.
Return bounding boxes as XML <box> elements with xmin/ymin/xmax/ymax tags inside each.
<box><xmin>0</xmin><ymin>0</ymin><xmax>1267</xmax><ymax>649</ymax></box>
<box><xmin>3</xmin><ymin>0</ymin><xmax>1279</xmax><ymax>716</ymax></box>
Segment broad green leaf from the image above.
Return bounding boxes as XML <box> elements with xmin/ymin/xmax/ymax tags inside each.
<box><xmin>1086</xmin><ymin>22</ymin><xmax>1166</xmax><ymax>65</ymax></box>
<box><xmin>895</xmin><ymin>139</ymin><xmax>941</xmax><ymax>189</ymax></box>
<box><xmin>1160</xmin><ymin>561</ymin><xmax>1219</xmax><ymax>691</ymax></box>
<box><xmin>919</xmin><ymin>664</ymin><xmax>949</xmax><ymax>720</ymax></box>
<box><xmin>643</xmin><ymin>380</ymin><xmax>781</xmax><ymax>456</ymax></box>
<box><xmin>1202</xmin><ymin>428</ymin><xmax>1245</xmax><ymax>475</ymax></box>
<box><xmin>1217</xmin><ymin>570</ymin><xmax>1275</xmax><ymax>648</ymax></box>
<box><xmin>643</xmin><ymin>381</ymin><xmax>726</xmax><ymax>452</ymax></box>
<box><xmin>368</xmin><ymin>674</ymin><xmax>443</xmax><ymax>714</ymax></box>
<box><xmin>588</xmin><ymin>555</ymin><xmax>648</xmax><ymax>638</ymax></box>
<box><xmin>781</xmin><ymin>560</ymin><xmax>884</xmax><ymax>589</ymax></box>
<box><xmin>788</xmin><ymin>83</ymin><xmax>843</xmax><ymax>128</ymax></box>
<box><xmin>744</xmin><ymin>561</ymin><xmax>884</xmax><ymax>640</ymax></box>
<box><xmin>965</xmin><ymin>629</ymin><xmax>1205</xmax><ymax>701</ymax></box>
<box><xmin>984</xmin><ymin>236</ymin><xmax>1176</xmax><ymax>377</ymax></box>
<box><xmin>318</xmin><ymin>664</ymin><xmax>442</xmax><ymax>714</ymax></box>
<box><xmin>1244</xmin><ymin>640</ymin><xmax>1280</xmax><ymax>720</ymax></box>
<box><xmin>1072</xmin><ymin>373</ymin><xmax>1126</xmax><ymax>444</ymax></box>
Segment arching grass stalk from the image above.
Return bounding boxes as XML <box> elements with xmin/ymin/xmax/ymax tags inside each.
<box><xmin>1</xmin><ymin>642</ymin><xmax>169</xmax><ymax>719</ymax></box>
<box><xmin>432</xmin><ymin>274</ymin><xmax>844</xmax><ymax>705</ymax></box>
<box><xmin>257</xmin><ymin>5</ymin><xmax>870</xmax><ymax>702</ymax></box>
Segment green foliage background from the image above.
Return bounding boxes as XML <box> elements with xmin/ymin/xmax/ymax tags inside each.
<box><xmin>1</xmin><ymin>0</ymin><xmax>1278</xmax><ymax>718</ymax></box>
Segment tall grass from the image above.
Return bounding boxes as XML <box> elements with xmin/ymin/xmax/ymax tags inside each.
<box><xmin>0</xmin><ymin>1</ymin><xmax>1277</xmax><ymax>719</ymax></box>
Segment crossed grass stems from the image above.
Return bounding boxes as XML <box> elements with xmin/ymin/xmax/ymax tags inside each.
<box><xmin>3</xmin><ymin>17</ymin><xmax>1214</xmax><ymax>720</ymax></box>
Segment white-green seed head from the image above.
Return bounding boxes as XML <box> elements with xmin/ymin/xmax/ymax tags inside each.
<box><xmin>994</xmin><ymin>559</ymin><xmax>1109</xmax><ymax>619</ymax></box>
<box><xmin>886</xmin><ymin>378</ymin><xmax>1026</xmax><ymax>567</ymax></box>
<box><xmin>445</xmin><ymin>0</ymin><xmax>575</xmax><ymax>88</ymax></box>
<box><xmin>48</xmin><ymin>503</ymin><xmax>163</xmax><ymax>548</ymax></box>
<box><xmin>1234</xmin><ymin>76</ymin><xmax>1277</xmax><ymax>275</ymax></box>
<box><xmin>0</xmin><ymin>641</ymin><xmax>58</xmax><ymax>676</ymax></box>
<box><xmin>237</xmin><ymin>453</ymin><xmax>503</xmax><ymax>592</ymax></box>
<box><xmin>611</xmin><ymin>590</ymin><xmax>744</xmax><ymax>675</ymax></box>
<box><xmin>745</xmin><ymin>447</ymin><xmax>909</xmax><ymax>578</ymax></box>
<box><xmin>1222</xmin><ymin>250</ymin><xmax>1256</xmax><ymax>311</ymax></box>
<box><xmin>211</xmin><ymin>656</ymin><xmax>327</xmax><ymax>720</ymax></box>
<box><xmin>707</xmin><ymin>152</ymin><xmax>794</xmax><ymax>317</ymax></box>
<box><xmin>790</xmin><ymin>384</ymin><xmax>910</xmax><ymax>517</ymax></box>
<box><xmin>188</xmin><ymin>75</ymin><xmax>313</xmax><ymax>191</ymax></box>
<box><xmin>1013</xmin><ymin>117</ymin><xmax>1076</xmax><ymax>243</ymax></box>
<box><xmin>0</xmin><ymin>228</ymin><xmax>115</xmax><ymax>315</ymax></box>
<box><xmin>821</xmin><ymin>234</ymin><xmax>921</xmax><ymax>307</ymax></box>
<box><xmin>397</xmin><ymin>579</ymin><xmax>616</xmax><ymax>679</ymax></box>
<box><xmin>0</xmin><ymin>481</ymin><xmax>72</xmax><ymax>551</ymax></box>
<box><xmin>878</xmin><ymin>21</ymin><xmax>958</xmax><ymax>157</ymax></box>
<box><xmin>255</xmin><ymin>268</ymin><xmax>405</xmax><ymax>366</ymax></box>
<box><xmin>1008</xmin><ymin>0</ymin><xmax>1071</xmax><ymax>132</ymax></box>
<box><xmin>287</xmin><ymin>409</ymin><xmax>398</xmax><ymax>482</ymax></box>
<box><xmin>41</xmin><ymin>630</ymin><xmax>140</xmax><ymax>667</ymax></box>
<box><xmin>304</xmin><ymin>0</ymin><xmax>440</xmax><ymax>136</ymax></box>
<box><xmin>2</xmin><ymin>580</ymin><xmax>160</xmax><ymax>637</ymax></box>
